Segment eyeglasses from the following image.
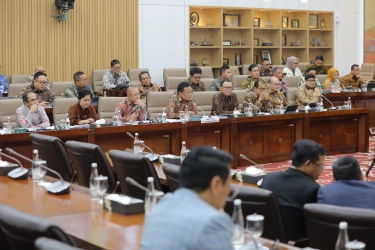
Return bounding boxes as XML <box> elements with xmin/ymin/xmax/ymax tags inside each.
<box><xmin>80</xmin><ymin>78</ymin><xmax>88</xmax><ymax>82</ymax></box>
<box><xmin>222</xmin><ymin>86</ymin><xmax>233</xmax><ymax>90</ymax></box>
<box><xmin>81</xmin><ymin>99</ymin><xmax>92</xmax><ymax>103</ymax></box>
<box><xmin>27</xmin><ymin>98</ymin><xmax>37</xmax><ymax>102</ymax></box>
<box><xmin>36</xmin><ymin>80</ymin><xmax>47</xmax><ymax>85</ymax></box>
<box><xmin>311</xmin><ymin>161</ymin><xmax>325</xmax><ymax>170</ymax></box>
<box><xmin>271</xmin><ymin>82</ymin><xmax>281</xmax><ymax>85</ymax></box>
<box><xmin>192</xmin><ymin>75</ymin><xmax>202</xmax><ymax>80</ymax></box>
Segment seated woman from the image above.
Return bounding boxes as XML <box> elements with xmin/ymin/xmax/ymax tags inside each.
<box><xmin>323</xmin><ymin>67</ymin><xmax>345</xmax><ymax>92</ymax></box>
<box><xmin>282</xmin><ymin>56</ymin><xmax>303</xmax><ymax>77</ymax></box>
<box><xmin>68</xmin><ymin>89</ymin><xmax>99</xmax><ymax>125</ymax></box>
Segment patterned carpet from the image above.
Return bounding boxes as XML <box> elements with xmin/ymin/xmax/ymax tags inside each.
<box><xmin>259</xmin><ymin>137</ymin><xmax>375</xmax><ymax>185</ymax></box>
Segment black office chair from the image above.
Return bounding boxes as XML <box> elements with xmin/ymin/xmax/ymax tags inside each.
<box><xmin>162</xmin><ymin>163</ymin><xmax>180</xmax><ymax>192</ymax></box>
<box><xmin>29</xmin><ymin>134</ymin><xmax>75</xmax><ymax>182</ymax></box>
<box><xmin>65</xmin><ymin>140</ymin><xmax>119</xmax><ymax>193</ymax></box>
<box><xmin>0</xmin><ymin>205</ymin><xmax>76</xmax><ymax>250</ymax></box>
<box><xmin>35</xmin><ymin>237</ymin><xmax>80</xmax><ymax>250</ymax></box>
<box><xmin>109</xmin><ymin>150</ymin><xmax>162</xmax><ymax>200</ymax></box>
<box><xmin>367</xmin><ymin>81</ymin><xmax>375</xmax><ymax>91</ymax></box>
<box><xmin>305</xmin><ymin>203</ymin><xmax>375</xmax><ymax>250</ymax></box>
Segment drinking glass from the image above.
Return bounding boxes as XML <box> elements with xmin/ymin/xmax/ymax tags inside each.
<box><xmin>94</xmin><ymin>175</ymin><xmax>108</xmax><ymax>204</ymax></box>
<box><xmin>112</xmin><ymin>114</ymin><xmax>118</xmax><ymax>124</ymax></box>
<box><xmin>36</xmin><ymin>160</ymin><xmax>47</xmax><ymax>183</ymax></box>
<box><xmin>60</xmin><ymin>119</ymin><xmax>66</xmax><ymax>130</ymax></box>
<box><xmin>3</xmin><ymin>122</ymin><xmax>11</xmax><ymax>134</ymax></box>
<box><xmin>179</xmin><ymin>111</ymin><xmax>186</xmax><ymax>123</ymax></box>
<box><xmin>246</xmin><ymin>214</ymin><xmax>268</xmax><ymax>250</ymax></box>
<box><xmin>244</xmin><ymin>107</ymin><xmax>252</xmax><ymax>117</ymax></box>
<box><xmin>157</xmin><ymin>113</ymin><xmax>162</xmax><ymax>123</ymax></box>
<box><xmin>138</xmin><ymin>140</ymin><xmax>145</xmax><ymax>153</ymax></box>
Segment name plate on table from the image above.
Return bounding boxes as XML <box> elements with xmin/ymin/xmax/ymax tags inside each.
<box><xmin>104</xmin><ymin>194</ymin><xmax>144</xmax><ymax>215</ymax></box>
<box><xmin>201</xmin><ymin>116</ymin><xmax>220</xmax><ymax>123</ymax></box>
<box><xmin>14</xmin><ymin>128</ymin><xmax>28</xmax><ymax>134</ymax></box>
<box><xmin>0</xmin><ymin>161</ymin><xmax>19</xmax><ymax>175</ymax></box>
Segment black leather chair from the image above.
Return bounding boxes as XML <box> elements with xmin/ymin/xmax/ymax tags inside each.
<box><xmin>109</xmin><ymin>150</ymin><xmax>162</xmax><ymax>200</ymax></box>
<box><xmin>162</xmin><ymin>163</ymin><xmax>180</xmax><ymax>192</ymax></box>
<box><xmin>35</xmin><ymin>237</ymin><xmax>80</xmax><ymax>250</ymax></box>
<box><xmin>304</xmin><ymin>203</ymin><xmax>375</xmax><ymax>250</ymax></box>
<box><xmin>0</xmin><ymin>205</ymin><xmax>76</xmax><ymax>250</ymax></box>
<box><xmin>65</xmin><ymin>140</ymin><xmax>118</xmax><ymax>193</ymax></box>
<box><xmin>29</xmin><ymin>134</ymin><xmax>75</xmax><ymax>182</ymax></box>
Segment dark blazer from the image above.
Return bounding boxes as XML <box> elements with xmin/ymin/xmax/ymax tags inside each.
<box><xmin>318</xmin><ymin>180</ymin><xmax>375</xmax><ymax>209</ymax></box>
<box><xmin>260</xmin><ymin>167</ymin><xmax>319</xmax><ymax>241</ymax></box>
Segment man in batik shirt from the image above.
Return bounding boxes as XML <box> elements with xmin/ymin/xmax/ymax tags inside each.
<box><xmin>241</xmin><ymin>64</ymin><xmax>264</xmax><ymax>91</ymax></box>
<box><xmin>211</xmin><ymin>79</ymin><xmax>239</xmax><ymax>115</ymax></box>
<box><xmin>16</xmin><ymin>90</ymin><xmax>50</xmax><ymax>128</ymax></box>
<box><xmin>167</xmin><ymin>82</ymin><xmax>197</xmax><ymax>118</ymax></box>
<box><xmin>21</xmin><ymin>71</ymin><xmax>55</xmax><ymax>106</ymax></box>
<box><xmin>185</xmin><ymin>67</ymin><xmax>206</xmax><ymax>92</ymax></box>
<box><xmin>65</xmin><ymin>71</ymin><xmax>94</xmax><ymax>98</ymax></box>
<box><xmin>296</xmin><ymin>74</ymin><xmax>322</xmax><ymax>107</ymax></box>
<box><xmin>260</xmin><ymin>58</ymin><xmax>272</xmax><ymax>77</ymax></box>
<box><xmin>115</xmin><ymin>86</ymin><xmax>147</xmax><ymax>122</ymax></box>
<box><xmin>137</xmin><ymin>71</ymin><xmax>162</xmax><ymax>102</ymax></box>
<box><xmin>268</xmin><ymin>76</ymin><xmax>288</xmax><ymax>108</ymax></box>
<box><xmin>243</xmin><ymin>79</ymin><xmax>273</xmax><ymax>113</ymax></box>
<box><xmin>102</xmin><ymin>59</ymin><xmax>129</xmax><ymax>90</ymax></box>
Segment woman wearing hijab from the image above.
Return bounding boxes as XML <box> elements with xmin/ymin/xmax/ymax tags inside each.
<box><xmin>323</xmin><ymin>67</ymin><xmax>345</xmax><ymax>92</ymax></box>
<box><xmin>282</xmin><ymin>56</ymin><xmax>303</xmax><ymax>77</ymax></box>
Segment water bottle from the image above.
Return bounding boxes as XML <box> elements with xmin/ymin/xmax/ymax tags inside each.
<box><xmin>134</xmin><ymin>133</ymin><xmax>140</xmax><ymax>154</ymax></box>
<box><xmin>348</xmin><ymin>97</ymin><xmax>352</xmax><ymax>109</ymax></box>
<box><xmin>89</xmin><ymin>163</ymin><xmax>100</xmax><ymax>201</ymax></box>
<box><xmin>32</xmin><ymin>149</ymin><xmax>41</xmax><ymax>182</ymax></box>
<box><xmin>65</xmin><ymin>114</ymin><xmax>70</xmax><ymax>130</ymax></box>
<box><xmin>335</xmin><ymin>221</ymin><xmax>349</xmax><ymax>250</ymax></box>
<box><xmin>232</xmin><ymin>199</ymin><xmax>245</xmax><ymax>247</ymax></box>
<box><xmin>5</xmin><ymin>117</ymin><xmax>11</xmax><ymax>134</ymax></box>
<box><xmin>61</xmin><ymin>93</ymin><xmax>65</xmax><ymax>98</ymax></box>
<box><xmin>145</xmin><ymin>177</ymin><xmax>156</xmax><ymax>214</ymax></box>
<box><xmin>0</xmin><ymin>85</ymin><xmax>4</xmax><ymax>93</ymax></box>
<box><xmin>161</xmin><ymin>108</ymin><xmax>167</xmax><ymax>123</ymax></box>
<box><xmin>104</xmin><ymin>90</ymin><xmax>107</xmax><ymax>97</ymax></box>
<box><xmin>115</xmin><ymin>108</ymin><xmax>122</xmax><ymax>126</ymax></box>
<box><xmin>184</xmin><ymin>105</ymin><xmax>190</xmax><ymax>121</ymax></box>
<box><xmin>180</xmin><ymin>141</ymin><xmax>187</xmax><ymax>164</ymax></box>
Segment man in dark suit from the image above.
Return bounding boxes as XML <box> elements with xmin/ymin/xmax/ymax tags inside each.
<box><xmin>318</xmin><ymin>156</ymin><xmax>375</xmax><ymax>209</ymax></box>
<box><xmin>260</xmin><ymin>140</ymin><xmax>326</xmax><ymax>241</ymax></box>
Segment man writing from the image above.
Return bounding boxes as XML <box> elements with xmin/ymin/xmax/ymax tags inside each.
<box><xmin>210</xmin><ymin>65</ymin><xmax>232</xmax><ymax>91</ymax></box>
<box><xmin>167</xmin><ymin>82</ymin><xmax>197</xmax><ymax>118</ymax></box>
<box><xmin>211</xmin><ymin>79</ymin><xmax>239</xmax><ymax>115</ymax></box>
<box><xmin>16</xmin><ymin>91</ymin><xmax>50</xmax><ymax>128</ymax></box>
<box><xmin>141</xmin><ymin>146</ymin><xmax>234</xmax><ymax>250</ymax></box>
<box><xmin>342</xmin><ymin>64</ymin><xmax>364</xmax><ymax>91</ymax></box>
<box><xmin>115</xmin><ymin>86</ymin><xmax>147</xmax><ymax>122</ymax></box>
<box><xmin>186</xmin><ymin>67</ymin><xmax>206</xmax><ymax>92</ymax></box>
<box><xmin>243</xmin><ymin>79</ymin><xmax>272</xmax><ymax>113</ymax></box>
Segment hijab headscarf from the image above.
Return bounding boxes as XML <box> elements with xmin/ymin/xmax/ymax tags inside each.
<box><xmin>327</xmin><ymin>67</ymin><xmax>338</xmax><ymax>82</ymax></box>
<box><xmin>286</xmin><ymin>56</ymin><xmax>298</xmax><ymax>71</ymax></box>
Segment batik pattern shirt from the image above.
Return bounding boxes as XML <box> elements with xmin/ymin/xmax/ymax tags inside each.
<box><xmin>209</xmin><ymin>77</ymin><xmax>222</xmax><ymax>91</ymax></box>
<box><xmin>102</xmin><ymin>71</ymin><xmax>129</xmax><ymax>89</ymax></box>
<box><xmin>342</xmin><ymin>73</ymin><xmax>364</xmax><ymax>90</ymax></box>
<box><xmin>0</xmin><ymin>75</ymin><xmax>8</xmax><ymax>93</ymax></box>
<box><xmin>137</xmin><ymin>83</ymin><xmax>162</xmax><ymax>101</ymax></box>
<box><xmin>21</xmin><ymin>83</ymin><xmax>55</xmax><ymax>104</ymax></box>
<box><xmin>243</xmin><ymin>91</ymin><xmax>273</xmax><ymax>113</ymax></box>
<box><xmin>260</xmin><ymin>68</ymin><xmax>272</xmax><ymax>77</ymax></box>
<box><xmin>65</xmin><ymin>83</ymin><xmax>94</xmax><ymax>98</ymax></box>
<box><xmin>166</xmin><ymin>94</ymin><xmax>197</xmax><ymax>118</ymax></box>
<box><xmin>298</xmin><ymin>77</ymin><xmax>324</xmax><ymax>92</ymax></box>
<box><xmin>185</xmin><ymin>78</ymin><xmax>206</xmax><ymax>92</ymax></box>
<box><xmin>304</xmin><ymin>64</ymin><xmax>328</xmax><ymax>75</ymax></box>
<box><xmin>26</xmin><ymin>76</ymin><xmax>51</xmax><ymax>89</ymax></box>
<box><xmin>295</xmin><ymin>86</ymin><xmax>321</xmax><ymax>106</ymax></box>
<box><xmin>268</xmin><ymin>90</ymin><xmax>288</xmax><ymax>108</ymax></box>
<box><xmin>16</xmin><ymin>104</ymin><xmax>50</xmax><ymax>128</ymax></box>
<box><xmin>115</xmin><ymin>97</ymin><xmax>148</xmax><ymax>122</ymax></box>
<box><xmin>211</xmin><ymin>92</ymin><xmax>239</xmax><ymax>115</ymax></box>
<box><xmin>241</xmin><ymin>76</ymin><xmax>265</xmax><ymax>91</ymax></box>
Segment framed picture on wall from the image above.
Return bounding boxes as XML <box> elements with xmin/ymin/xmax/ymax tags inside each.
<box><xmin>224</xmin><ymin>14</ymin><xmax>241</xmax><ymax>27</ymax></box>
<box><xmin>253</xmin><ymin>18</ymin><xmax>260</xmax><ymax>27</ymax></box>
<box><xmin>309</xmin><ymin>14</ymin><xmax>318</xmax><ymax>29</ymax></box>
<box><xmin>291</xmin><ymin>19</ymin><xmax>299</xmax><ymax>28</ymax></box>
<box><xmin>282</xmin><ymin>16</ymin><xmax>288</xmax><ymax>28</ymax></box>
<box><xmin>223</xmin><ymin>58</ymin><xmax>229</xmax><ymax>66</ymax></box>
<box><xmin>253</xmin><ymin>38</ymin><xmax>259</xmax><ymax>46</ymax></box>
<box><xmin>262</xmin><ymin>51</ymin><xmax>271</xmax><ymax>64</ymax></box>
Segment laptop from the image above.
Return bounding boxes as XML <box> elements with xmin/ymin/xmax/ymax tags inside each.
<box><xmin>284</xmin><ymin>105</ymin><xmax>298</xmax><ymax>114</ymax></box>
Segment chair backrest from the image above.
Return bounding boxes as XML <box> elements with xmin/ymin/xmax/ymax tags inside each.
<box><xmin>92</xmin><ymin>69</ymin><xmax>108</xmax><ymax>92</ymax></box>
<box><xmin>147</xmin><ymin>91</ymin><xmax>174</xmax><ymax>118</ymax></box>
<box><xmin>29</xmin><ymin>134</ymin><xmax>74</xmax><ymax>182</ymax></box>
<box><xmin>361</xmin><ymin>63</ymin><xmax>375</xmax><ymax>80</ymax></box>
<box><xmin>284</xmin><ymin>76</ymin><xmax>301</xmax><ymax>88</ymax></box>
<box><xmin>232</xmin><ymin>75</ymin><xmax>247</xmax><ymax>90</ymax></box>
<box><xmin>53</xmin><ymin>98</ymin><xmax>78</xmax><ymax>124</ymax></box>
<box><xmin>272</xmin><ymin>65</ymin><xmax>286</xmax><ymax>71</ymax></box>
<box><xmin>35</xmin><ymin>237</ymin><xmax>80</xmax><ymax>250</ymax></box>
<box><xmin>262</xmin><ymin>76</ymin><xmax>271</xmax><ymax>84</ymax></box>
<box><xmin>304</xmin><ymin>203</ymin><xmax>375</xmax><ymax>250</ymax></box>
<box><xmin>232</xmin><ymin>89</ymin><xmax>248</xmax><ymax>111</ymax></box>
<box><xmin>193</xmin><ymin>91</ymin><xmax>216</xmax><ymax>116</ymax></box>
<box><xmin>0</xmin><ymin>99</ymin><xmax>23</xmax><ymax>127</ymax></box>
<box><xmin>337</xmin><ymin>75</ymin><xmax>344</xmax><ymax>83</ymax></box>
<box><xmin>315</xmin><ymin>74</ymin><xmax>327</xmax><ymax>84</ymax></box>
<box><xmin>0</xmin><ymin>204</ymin><xmax>75</xmax><ymax>250</ymax></box>
<box><xmin>97</xmin><ymin>97</ymin><xmax>124</xmax><ymax>121</ymax></box>
<box><xmin>224</xmin><ymin>185</ymin><xmax>286</xmax><ymax>243</ymax></box>
<box><xmin>51</xmin><ymin>82</ymin><xmax>74</xmax><ymax>98</ymax></box>
<box><xmin>108</xmin><ymin>150</ymin><xmax>161</xmax><ymax>199</ymax></box>
<box><xmin>230</xmin><ymin>66</ymin><xmax>240</xmax><ymax>76</ymax></box>
<box><xmin>10</xmin><ymin>74</ymin><xmax>30</xmax><ymax>84</ymax></box>
<box><xmin>162</xmin><ymin>163</ymin><xmax>180</xmax><ymax>192</ymax></box>
<box><xmin>200</xmin><ymin>78</ymin><xmax>214</xmax><ymax>90</ymax></box>
<box><xmin>286</xmin><ymin>87</ymin><xmax>297</xmax><ymax>105</ymax></box>
<box><xmin>8</xmin><ymin>83</ymin><xmax>28</xmax><ymax>97</ymax></box>
<box><xmin>165</xmin><ymin>77</ymin><xmax>187</xmax><ymax>92</ymax></box>
<box><xmin>242</xmin><ymin>64</ymin><xmax>250</xmax><ymax>75</ymax></box>
<box><xmin>65</xmin><ymin>141</ymin><xmax>116</xmax><ymax>192</ymax></box>
<box><xmin>163</xmin><ymin>68</ymin><xmax>187</xmax><ymax>83</ymax></box>
<box><xmin>127</xmin><ymin>68</ymin><xmax>149</xmax><ymax>81</ymax></box>
<box><xmin>298</xmin><ymin>62</ymin><xmax>310</xmax><ymax>73</ymax></box>
<box><xmin>199</xmin><ymin>67</ymin><xmax>213</xmax><ymax>78</ymax></box>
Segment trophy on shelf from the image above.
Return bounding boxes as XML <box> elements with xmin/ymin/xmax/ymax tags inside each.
<box><xmin>265</xmin><ymin>21</ymin><xmax>273</xmax><ymax>28</ymax></box>
<box><xmin>190</xmin><ymin>12</ymin><xmax>199</xmax><ymax>26</ymax></box>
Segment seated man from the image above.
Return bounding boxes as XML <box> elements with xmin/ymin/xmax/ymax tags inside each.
<box><xmin>243</xmin><ymin>79</ymin><xmax>272</xmax><ymax>113</ymax></box>
<box><xmin>211</xmin><ymin>79</ymin><xmax>239</xmax><ymax>115</ymax></box>
<box><xmin>305</xmin><ymin>55</ymin><xmax>328</xmax><ymax>75</ymax></box>
<box><xmin>272</xmin><ymin>67</ymin><xmax>286</xmax><ymax>95</ymax></box>
<box><xmin>261</xmin><ymin>139</ymin><xmax>326</xmax><ymax>241</ymax></box>
<box><xmin>318</xmin><ymin>156</ymin><xmax>375</xmax><ymax>209</ymax></box>
<box><xmin>167</xmin><ymin>82</ymin><xmax>197</xmax><ymax>118</ymax></box>
<box><xmin>242</xmin><ymin>64</ymin><xmax>263</xmax><ymax>91</ymax></box>
<box><xmin>185</xmin><ymin>67</ymin><xmax>206</xmax><ymax>92</ymax></box>
<box><xmin>295</xmin><ymin>74</ymin><xmax>321</xmax><ymax>107</ymax></box>
<box><xmin>65</xmin><ymin>71</ymin><xmax>94</xmax><ymax>98</ymax></box>
<box><xmin>21</xmin><ymin>71</ymin><xmax>55</xmax><ymax>106</ymax></box>
<box><xmin>102</xmin><ymin>59</ymin><xmax>129</xmax><ymax>90</ymax></box>
<box><xmin>16</xmin><ymin>90</ymin><xmax>50</xmax><ymax>128</ymax></box>
<box><xmin>25</xmin><ymin>66</ymin><xmax>51</xmax><ymax>89</ymax></box>
<box><xmin>268</xmin><ymin>76</ymin><xmax>288</xmax><ymax>109</ymax></box>
<box><xmin>115</xmin><ymin>86</ymin><xmax>147</xmax><ymax>122</ymax></box>
<box><xmin>68</xmin><ymin>89</ymin><xmax>99</xmax><ymax>125</ymax></box>
<box><xmin>342</xmin><ymin>64</ymin><xmax>364</xmax><ymax>91</ymax></box>
<box><xmin>260</xmin><ymin>58</ymin><xmax>272</xmax><ymax>77</ymax></box>
<box><xmin>137</xmin><ymin>71</ymin><xmax>162</xmax><ymax>102</ymax></box>
<box><xmin>0</xmin><ymin>72</ymin><xmax>8</xmax><ymax>96</ymax></box>
<box><xmin>210</xmin><ymin>65</ymin><xmax>232</xmax><ymax>91</ymax></box>
<box><xmin>298</xmin><ymin>67</ymin><xmax>324</xmax><ymax>92</ymax></box>
<box><xmin>141</xmin><ymin>146</ymin><xmax>233</xmax><ymax>250</ymax></box>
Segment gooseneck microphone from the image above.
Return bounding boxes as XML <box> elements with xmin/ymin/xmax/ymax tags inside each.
<box><xmin>194</xmin><ymin>103</ymin><xmax>206</xmax><ymax>117</ymax></box>
<box><xmin>126</xmin><ymin>177</ymin><xmax>153</xmax><ymax>193</ymax></box>
<box><xmin>320</xmin><ymin>94</ymin><xmax>337</xmax><ymax>110</ymax></box>
<box><xmin>0</xmin><ymin>149</ymin><xmax>30</xmax><ymax>180</ymax></box>
<box><xmin>126</xmin><ymin>132</ymin><xmax>159</xmax><ymax>161</ymax></box>
<box><xmin>6</xmin><ymin>148</ymin><xmax>70</xmax><ymax>194</ymax></box>
<box><xmin>239</xmin><ymin>154</ymin><xmax>265</xmax><ymax>171</ymax></box>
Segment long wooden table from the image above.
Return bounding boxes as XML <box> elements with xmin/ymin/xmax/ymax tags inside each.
<box><xmin>0</xmin><ymin>108</ymin><xmax>369</xmax><ymax>167</ymax></box>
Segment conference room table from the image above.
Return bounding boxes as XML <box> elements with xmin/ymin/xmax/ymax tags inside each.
<box><xmin>0</xmin><ymin>176</ymin><xmax>301</xmax><ymax>250</ymax></box>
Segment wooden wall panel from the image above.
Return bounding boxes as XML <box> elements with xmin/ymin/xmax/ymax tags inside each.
<box><xmin>0</xmin><ymin>0</ymin><xmax>138</xmax><ymax>83</ymax></box>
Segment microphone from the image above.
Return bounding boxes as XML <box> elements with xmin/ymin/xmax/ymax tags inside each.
<box><xmin>125</xmin><ymin>177</ymin><xmax>153</xmax><ymax>193</ymax></box>
<box><xmin>126</xmin><ymin>132</ymin><xmax>159</xmax><ymax>161</ymax></box>
<box><xmin>239</xmin><ymin>154</ymin><xmax>265</xmax><ymax>171</ymax></box>
<box><xmin>0</xmin><ymin>149</ymin><xmax>30</xmax><ymax>180</ymax></box>
<box><xmin>194</xmin><ymin>103</ymin><xmax>206</xmax><ymax>117</ymax></box>
<box><xmin>204</xmin><ymin>72</ymin><xmax>212</xmax><ymax>78</ymax></box>
<box><xmin>243</xmin><ymin>100</ymin><xmax>264</xmax><ymax>115</ymax></box>
<box><xmin>6</xmin><ymin>148</ymin><xmax>70</xmax><ymax>194</ymax></box>
<box><xmin>320</xmin><ymin>94</ymin><xmax>337</xmax><ymax>110</ymax></box>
